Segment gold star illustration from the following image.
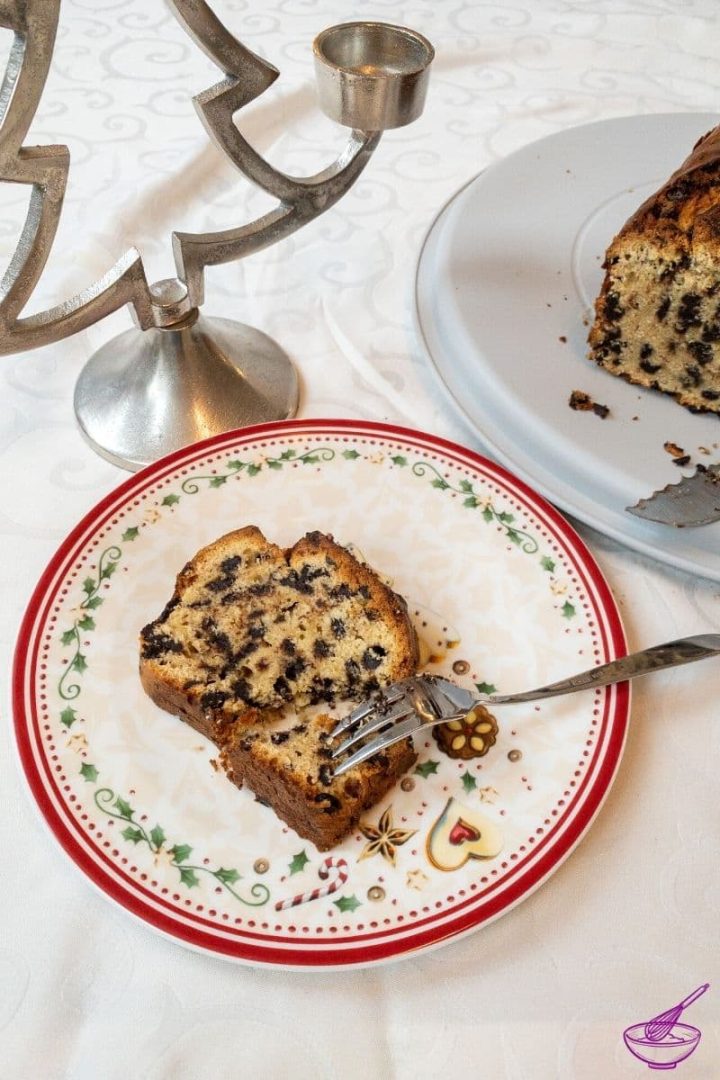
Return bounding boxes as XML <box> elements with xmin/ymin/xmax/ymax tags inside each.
<box><xmin>358</xmin><ymin>806</ymin><xmax>416</xmax><ymax>865</ymax></box>
<box><xmin>479</xmin><ymin>786</ymin><xmax>499</xmax><ymax>804</ymax></box>
<box><xmin>406</xmin><ymin>868</ymin><xmax>429</xmax><ymax>890</ymax></box>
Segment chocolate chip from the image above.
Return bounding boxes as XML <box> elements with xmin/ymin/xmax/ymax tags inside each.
<box><xmin>231</xmin><ymin>678</ymin><xmax>262</xmax><ymax>706</ymax></box>
<box><xmin>604</xmin><ymin>292</ymin><xmax>624</xmax><ymax>321</ymax></box>
<box><xmin>313</xmin><ymin>792</ymin><xmax>341</xmax><ymax>813</ymax></box>
<box><xmin>205</xmin><ymin>572</ymin><xmax>236</xmax><ymax>593</ymax></box>
<box><xmin>272</xmin><ymin>676</ymin><xmax>293</xmax><ymax>702</ymax></box>
<box><xmin>285</xmin><ymin>658</ymin><xmax>306</xmax><ymax>681</ymax></box>
<box><xmin>200</xmin><ymin>690</ymin><xmax>229</xmax><ymax>710</ymax></box>
<box><xmin>318</xmin><ymin>764</ymin><xmax>333</xmax><ymax>786</ymax></box>
<box><xmin>676</xmin><ymin>293</ymin><xmax>702</xmax><ymax>331</ymax></box>
<box><xmin>345</xmin><ymin>658</ymin><xmax>361</xmax><ymax>685</ymax></box>
<box><xmin>362</xmin><ymin>645</ymin><xmax>387</xmax><ymax>670</ymax></box>
<box><xmin>331</xmin><ymin>618</ymin><xmax>346</xmax><ymax>638</ymax></box>
<box><xmin>656</xmin><ymin>297</ymin><xmax>670</xmax><ymax>321</ymax></box>
<box><xmin>688</xmin><ymin>340</ymin><xmax>713</xmax><ymax>365</ymax></box>
<box><xmin>140</xmin><ymin>627</ymin><xmax>184</xmax><ymax>659</ymax></box>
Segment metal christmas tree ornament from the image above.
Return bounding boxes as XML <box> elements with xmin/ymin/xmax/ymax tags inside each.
<box><xmin>0</xmin><ymin>2</ymin><xmax>434</xmax><ymax>469</ymax></box>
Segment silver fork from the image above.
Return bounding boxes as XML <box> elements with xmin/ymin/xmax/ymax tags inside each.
<box><xmin>330</xmin><ymin>634</ymin><xmax>720</xmax><ymax>777</ymax></box>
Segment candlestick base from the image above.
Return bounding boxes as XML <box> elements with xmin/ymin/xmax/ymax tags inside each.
<box><xmin>74</xmin><ymin>314</ymin><xmax>299</xmax><ymax>471</ymax></box>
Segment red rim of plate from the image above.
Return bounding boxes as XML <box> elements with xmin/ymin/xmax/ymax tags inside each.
<box><xmin>12</xmin><ymin>419</ymin><xmax>629</xmax><ymax>968</ymax></box>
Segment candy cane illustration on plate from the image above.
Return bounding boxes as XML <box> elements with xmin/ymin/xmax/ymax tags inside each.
<box><xmin>274</xmin><ymin>857</ymin><xmax>349</xmax><ymax>911</ymax></box>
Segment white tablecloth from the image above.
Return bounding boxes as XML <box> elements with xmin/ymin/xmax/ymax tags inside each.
<box><xmin>2</xmin><ymin>2</ymin><xmax>719</xmax><ymax>1077</ymax></box>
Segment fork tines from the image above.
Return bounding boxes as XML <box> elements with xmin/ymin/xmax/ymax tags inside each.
<box><xmin>331</xmin><ymin>712</ymin><xmax>425</xmax><ymax>778</ymax></box>
<box><xmin>330</xmin><ymin>676</ymin><xmax>440</xmax><ymax>779</ymax></box>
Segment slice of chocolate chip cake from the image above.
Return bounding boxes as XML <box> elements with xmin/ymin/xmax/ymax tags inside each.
<box><xmin>220</xmin><ymin>713</ymin><xmax>416</xmax><ymax>851</ymax></box>
<box><xmin>588</xmin><ymin>124</ymin><xmax>720</xmax><ymax>412</ymax></box>
<box><xmin>139</xmin><ymin>527</ymin><xmax>419</xmax><ymax>743</ymax></box>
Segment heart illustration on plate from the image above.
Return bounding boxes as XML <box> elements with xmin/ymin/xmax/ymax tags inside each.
<box><xmin>426</xmin><ymin>796</ymin><xmax>504</xmax><ymax>871</ymax></box>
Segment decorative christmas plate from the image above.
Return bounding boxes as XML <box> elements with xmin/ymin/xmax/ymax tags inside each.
<box><xmin>12</xmin><ymin>420</ymin><xmax>628</xmax><ymax>968</ymax></box>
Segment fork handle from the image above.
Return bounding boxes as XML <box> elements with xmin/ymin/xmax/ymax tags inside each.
<box><xmin>481</xmin><ymin>634</ymin><xmax>720</xmax><ymax>706</ymax></box>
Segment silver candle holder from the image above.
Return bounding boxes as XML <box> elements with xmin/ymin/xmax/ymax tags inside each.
<box><xmin>0</xmin><ymin>3</ymin><xmax>433</xmax><ymax>470</ymax></box>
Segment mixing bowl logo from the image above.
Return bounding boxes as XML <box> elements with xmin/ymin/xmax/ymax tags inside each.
<box><xmin>623</xmin><ymin>983</ymin><xmax>709</xmax><ymax>1070</ymax></box>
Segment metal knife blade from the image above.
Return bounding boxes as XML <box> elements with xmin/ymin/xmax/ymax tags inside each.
<box><xmin>626</xmin><ymin>463</ymin><xmax>720</xmax><ymax>527</ymax></box>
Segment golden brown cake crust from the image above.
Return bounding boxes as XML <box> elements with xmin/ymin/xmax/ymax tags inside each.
<box><xmin>588</xmin><ymin>124</ymin><xmax>720</xmax><ymax>413</ymax></box>
<box><xmin>139</xmin><ymin>527</ymin><xmax>419</xmax><ymax>743</ymax></box>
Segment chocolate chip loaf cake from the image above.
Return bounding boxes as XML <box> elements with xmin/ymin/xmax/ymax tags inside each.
<box><xmin>588</xmin><ymin>124</ymin><xmax>720</xmax><ymax>412</ymax></box>
<box><xmin>139</xmin><ymin>527</ymin><xmax>419</xmax><ymax>743</ymax></box>
<box><xmin>221</xmin><ymin>713</ymin><xmax>416</xmax><ymax>851</ymax></box>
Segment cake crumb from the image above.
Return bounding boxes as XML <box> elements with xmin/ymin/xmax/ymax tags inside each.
<box><xmin>569</xmin><ymin>390</ymin><xmax>610</xmax><ymax>418</ymax></box>
<box><xmin>663</xmin><ymin>440</ymin><xmax>686</xmax><ymax>458</ymax></box>
<box><xmin>559</xmin><ymin>335</ymin><xmax>567</xmax><ymax>343</ymax></box>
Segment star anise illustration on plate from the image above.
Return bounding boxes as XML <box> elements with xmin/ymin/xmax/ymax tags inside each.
<box><xmin>358</xmin><ymin>806</ymin><xmax>416</xmax><ymax>865</ymax></box>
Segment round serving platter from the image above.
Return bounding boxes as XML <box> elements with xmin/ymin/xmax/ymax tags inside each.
<box><xmin>12</xmin><ymin>419</ymin><xmax>628</xmax><ymax>968</ymax></box>
<box><xmin>415</xmin><ymin>112</ymin><xmax>720</xmax><ymax>581</ymax></box>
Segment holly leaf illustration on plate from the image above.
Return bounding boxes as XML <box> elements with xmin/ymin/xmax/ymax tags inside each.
<box><xmin>334</xmin><ymin>895</ymin><xmax>361</xmax><ymax>913</ymax></box>
<box><xmin>162</xmin><ymin>493</ymin><xmax>180</xmax><ymax>506</ymax></box>
<box><xmin>170</xmin><ymin>843</ymin><xmax>192</xmax><ymax>864</ymax></box>
<box><xmin>461</xmin><ymin>770</ymin><xmax>477</xmax><ymax>793</ymax></box>
<box><xmin>216</xmin><ymin>867</ymin><xmax>241</xmax><ymax>886</ymax></box>
<box><xmin>289</xmin><ymin>850</ymin><xmax>310</xmax><ymax>875</ymax></box>
<box><xmin>121</xmin><ymin>526</ymin><xmax>139</xmax><ymax>542</ymax></box>
<box><xmin>150</xmin><ymin>825</ymin><xmax>166</xmax><ymax>849</ymax></box>
<box><xmin>121</xmin><ymin>826</ymin><xmax>144</xmax><ymax>844</ymax></box>
<box><xmin>476</xmin><ymin>681</ymin><xmax>497</xmax><ymax>695</ymax></box>
<box><xmin>60</xmin><ymin>706</ymin><xmax>77</xmax><ymax>728</ymax></box>
<box><xmin>415</xmin><ymin>760</ymin><xmax>439</xmax><ymax>779</ymax></box>
<box><xmin>79</xmin><ymin>762</ymin><xmax>98</xmax><ymax>782</ymax></box>
<box><xmin>562</xmin><ymin>601</ymin><xmax>576</xmax><ymax>619</ymax></box>
<box><xmin>541</xmin><ymin>556</ymin><xmax>556</xmax><ymax>572</ymax></box>
<box><xmin>179</xmin><ymin>866</ymin><xmax>200</xmax><ymax>888</ymax></box>
<box><xmin>114</xmin><ymin>796</ymin><xmax>133</xmax><ymax>820</ymax></box>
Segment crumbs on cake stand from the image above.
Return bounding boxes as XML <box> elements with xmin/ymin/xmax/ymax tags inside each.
<box><xmin>568</xmin><ymin>390</ymin><xmax>610</xmax><ymax>419</ymax></box>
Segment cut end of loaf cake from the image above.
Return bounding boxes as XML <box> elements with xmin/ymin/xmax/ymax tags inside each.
<box><xmin>220</xmin><ymin>713</ymin><xmax>417</xmax><ymax>851</ymax></box>
<box><xmin>588</xmin><ymin>125</ymin><xmax>720</xmax><ymax>413</ymax></box>
<box><xmin>139</xmin><ymin>526</ymin><xmax>419</xmax><ymax>742</ymax></box>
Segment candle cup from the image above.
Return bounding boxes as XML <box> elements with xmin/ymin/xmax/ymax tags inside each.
<box><xmin>314</xmin><ymin>22</ymin><xmax>434</xmax><ymax>131</ymax></box>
